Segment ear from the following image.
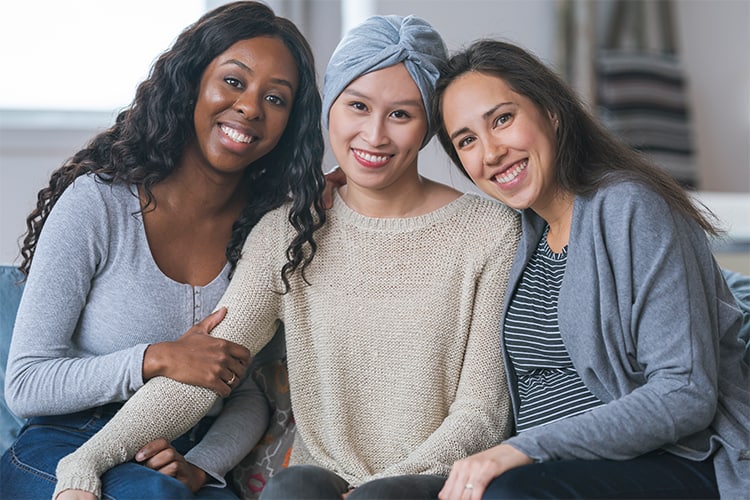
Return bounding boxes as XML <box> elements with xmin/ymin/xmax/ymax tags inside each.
<box><xmin>547</xmin><ymin>110</ymin><xmax>559</xmax><ymax>130</ymax></box>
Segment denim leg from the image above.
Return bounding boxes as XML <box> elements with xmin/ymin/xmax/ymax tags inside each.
<box><xmin>483</xmin><ymin>451</ymin><xmax>719</xmax><ymax>499</ymax></box>
<box><xmin>0</xmin><ymin>405</ymin><xmax>219</xmax><ymax>500</ymax></box>
<box><xmin>1</xmin><ymin>423</ymin><xmax>66</xmax><ymax>498</ymax></box>
<box><xmin>99</xmin><ymin>461</ymin><xmax>192</xmax><ymax>500</ymax></box>
<box><xmin>260</xmin><ymin>464</ymin><xmax>350</xmax><ymax>500</ymax></box>
<box><xmin>349</xmin><ymin>474</ymin><xmax>446</xmax><ymax>500</ymax></box>
<box><xmin>0</xmin><ymin>407</ymin><xmax>105</xmax><ymax>499</ymax></box>
<box><xmin>194</xmin><ymin>484</ymin><xmax>241</xmax><ymax>500</ymax></box>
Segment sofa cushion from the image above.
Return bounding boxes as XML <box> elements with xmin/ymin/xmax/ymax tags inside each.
<box><xmin>229</xmin><ymin>358</ymin><xmax>295</xmax><ymax>498</ymax></box>
<box><xmin>722</xmin><ymin>268</ymin><xmax>750</xmax><ymax>362</ymax></box>
<box><xmin>0</xmin><ymin>265</ymin><xmax>25</xmax><ymax>452</ymax></box>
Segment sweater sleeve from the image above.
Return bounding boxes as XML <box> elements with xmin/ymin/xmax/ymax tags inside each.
<box><xmin>4</xmin><ymin>178</ymin><xmax>150</xmax><ymax>417</ymax></box>
<box><xmin>53</xmin><ymin>208</ymin><xmax>288</xmax><ymax>498</ymax></box>
<box><xmin>362</xmin><ymin>208</ymin><xmax>520</xmax><ymax>482</ymax></box>
<box><xmin>184</xmin><ymin>370</ymin><xmax>270</xmax><ymax>487</ymax></box>
<box><xmin>506</xmin><ymin>184</ymin><xmax>723</xmax><ymax>462</ymax></box>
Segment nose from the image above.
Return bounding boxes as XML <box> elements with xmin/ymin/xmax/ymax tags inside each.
<box><xmin>483</xmin><ymin>139</ymin><xmax>507</xmax><ymax>167</ymax></box>
<box><xmin>234</xmin><ymin>89</ymin><xmax>263</xmax><ymax>121</ymax></box>
<box><xmin>361</xmin><ymin>115</ymin><xmax>389</xmax><ymax>146</ymax></box>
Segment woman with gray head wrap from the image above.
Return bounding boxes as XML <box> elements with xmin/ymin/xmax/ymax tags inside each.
<box><xmin>262</xmin><ymin>14</ymin><xmax>519</xmax><ymax>500</ymax></box>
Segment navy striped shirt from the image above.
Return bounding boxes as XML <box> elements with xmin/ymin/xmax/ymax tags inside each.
<box><xmin>504</xmin><ymin>226</ymin><xmax>603</xmax><ymax>432</ymax></box>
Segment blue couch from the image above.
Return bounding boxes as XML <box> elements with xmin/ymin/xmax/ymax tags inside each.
<box><xmin>0</xmin><ymin>265</ymin><xmax>24</xmax><ymax>451</ymax></box>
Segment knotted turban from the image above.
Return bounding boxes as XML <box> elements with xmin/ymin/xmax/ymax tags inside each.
<box><xmin>322</xmin><ymin>15</ymin><xmax>447</xmax><ymax>149</ymax></box>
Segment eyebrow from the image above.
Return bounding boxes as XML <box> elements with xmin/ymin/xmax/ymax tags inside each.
<box><xmin>222</xmin><ymin>59</ymin><xmax>295</xmax><ymax>92</ymax></box>
<box><xmin>449</xmin><ymin>102</ymin><xmax>511</xmax><ymax>141</ymax></box>
<box><xmin>341</xmin><ymin>88</ymin><xmax>423</xmax><ymax>108</ymax></box>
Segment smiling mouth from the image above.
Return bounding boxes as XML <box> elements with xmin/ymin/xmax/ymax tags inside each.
<box><xmin>494</xmin><ymin>159</ymin><xmax>528</xmax><ymax>184</ymax></box>
<box><xmin>221</xmin><ymin>124</ymin><xmax>256</xmax><ymax>144</ymax></box>
<box><xmin>353</xmin><ymin>149</ymin><xmax>392</xmax><ymax>165</ymax></box>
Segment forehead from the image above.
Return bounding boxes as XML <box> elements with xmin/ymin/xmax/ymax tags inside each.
<box><xmin>446</xmin><ymin>72</ymin><xmax>514</xmax><ymax>100</ymax></box>
<box><xmin>209</xmin><ymin>36</ymin><xmax>299</xmax><ymax>90</ymax></box>
<box><xmin>344</xmin><ymin>63</ymin><xmax>422</xmax><ymax>104</ymax></box>
<box><xmin>442</xmin><ymin>72</ymin><xmax>530</xmax><ymax>124</ymax></box>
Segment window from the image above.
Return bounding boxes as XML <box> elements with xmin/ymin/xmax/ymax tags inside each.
<box><xmin>0</xmin><ymin>0</ymin><xmax>205</xmax><ymax>112</ymax></box>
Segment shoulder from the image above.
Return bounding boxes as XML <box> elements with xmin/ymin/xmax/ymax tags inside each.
<box><xmin>50</xmin><ymin>174</ymin><xmax>135</xmax><ymax>229</ymax></box>
<box><xmin>255</xmin><ymin>200</ymin><xmax>295</xmax><ymax>229</ymax></box>
<box><xmin>461</xmin><ymin>193</ymin><xmax>519</xmax><ymax>216</ymax></box>
<box><xmin>452</xmin><ymin>194</ymin><xmax>522</xmax><ymax>260</ymax></box>
<box><xmin>242</xmin><ymin>200</ymin><xmax>297</xmax><ymax>250</ymax></box>
<box><xmin>458</xmin><ymin>193</ymin><xmax>521</xmax><ymax>238</ymax></box>
<box><xmin>572</xmin><ymin>180</ymin><xmax>698</xmax><ymax>258</ymax></box>
<box><xmin>578</xmin><ymin>180</ymin><xmax>674</xmax><ymax>230</ymax></box>
<box><xmin>57</xmin><ymin>174</ymin><xmax>134</xmax><ymax>211</ymax></box>
<box><xmin>585</xmin><ymin>181</ymin><xmax>666</xmax><ymax>212</ymax></box>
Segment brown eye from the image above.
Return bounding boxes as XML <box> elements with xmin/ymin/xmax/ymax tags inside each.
<box><xmin>494</xmin><ymin>113</ymin><xmax>512</xmax><ymax>126</ymax></box>
<box><xmin>457</xmin><ymin>136</ymin><xmax>476</xmax><ymax>149</ymax></box>
<box><xmin>224</xmin><ymin>77</ymin><xmax>242</xmax><ymax>88</ymax></box>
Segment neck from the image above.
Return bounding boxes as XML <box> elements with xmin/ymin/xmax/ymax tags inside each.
<box><xmin>534</xmin><ymin>191</ymin><xmax>574</xmax><ymax>252</ymax></box>
<box><xmin>338</xmin><ymin>175</ymin><xmax>460</xmax><ymax>218</ymax></box>
<box><xmin>149</xmin><ymin>165</ymin><xmax>245</xmax><ymax>219</ymax></box>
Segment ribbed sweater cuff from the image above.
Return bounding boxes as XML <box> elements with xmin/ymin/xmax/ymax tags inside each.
<box><xmin>53</xmin><ymin>455</ymin><xmax>102</xmax><ymax>499</ymax></box>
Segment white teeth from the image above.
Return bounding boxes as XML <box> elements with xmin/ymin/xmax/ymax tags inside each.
<box><xmin>494</xmin><ymin>160</ymin><xmax>528</xmax><ymax>184</ymax></box>
<box><xmin>221</xmin><ymin>125</ymin><xmax>254</xmax><ymax>144</ymax></box>
<box><xmin>354</xmin><ymin>149</ymin><xmax>389</xmax><ymax>163</ymax></box>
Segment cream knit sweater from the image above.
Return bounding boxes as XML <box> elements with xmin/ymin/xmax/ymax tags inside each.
<box><xmin>54</xmin><ymin>192</ymin><xmax>520</xmax><ymax>498</ymax></box>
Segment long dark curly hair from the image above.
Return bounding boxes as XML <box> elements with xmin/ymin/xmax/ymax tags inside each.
<box><xmin>19</xmin><ymin>1</ymin><xmax>326</xmax><ymax>288</ymax></box>
<box><xmin>433</xmin><ymin>39</ymin><xmax>718</xmax><ymax>235</ymax></box>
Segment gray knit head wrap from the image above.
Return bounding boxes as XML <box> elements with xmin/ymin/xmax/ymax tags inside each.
<box><xmin>322</xmin><ymin>14</ymin><xmax>447</xmax><ymax>149</ymax></box>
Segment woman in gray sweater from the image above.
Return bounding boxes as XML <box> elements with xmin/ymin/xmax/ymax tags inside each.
<box><xmin>435</xmin><ymin>39</ymin><xmax>749</xmax><ymax>499</ymax></box>
<box><xmin>1</xmin><ymin>2</ymin><xmax>325</xmax><ymax>498</ymax></box>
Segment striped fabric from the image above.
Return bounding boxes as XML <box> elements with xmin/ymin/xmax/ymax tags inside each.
<box><xmin>597</xmin><ymin>50</ymin><xmax>696</xmax><ymax>186</ymax></box>
<box><xmin>504</xmin><ymin>227</ymin><xmax>603</xmax><ymax>432</ymax></box>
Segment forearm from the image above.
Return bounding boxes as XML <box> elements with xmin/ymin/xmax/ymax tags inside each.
<box><xmin>53</xmin><ymin>376</ymin><xmax>218</xmax><ymax>498</ymax></box>
<box><xmin>185</xmin><ymin>373</ymin><xmax>270</xmax><ymax>484</ymax></box>
<box><xmin>6</xmin><ymin>345</ymin><xmax>149</xmax><ymax>418</ymax></box>
<box><xmin>506</xmin><ymin>380</ymin><xmax>711</xmax><ymax>462</ymax></box>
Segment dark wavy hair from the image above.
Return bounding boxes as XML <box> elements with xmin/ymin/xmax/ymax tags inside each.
<box><xmin>19</xmin><ymin>1</ymin><xmax>326</xmax><ymax>287</ymax></box>
<box><xmin>433</xmin><ymin>39</ymin><xmax>718</xmax><ymax>235</ymax></box>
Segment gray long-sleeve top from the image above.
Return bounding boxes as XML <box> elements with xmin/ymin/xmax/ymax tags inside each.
<box><xmin>502</xmin><ymin>181</ymin><xmax>750</xmax><ymax>498</ymax></box>
<box><xmin>4</xmin><ymin>174</ymin><xmax>269</xmax><ymax>485</ymax></box>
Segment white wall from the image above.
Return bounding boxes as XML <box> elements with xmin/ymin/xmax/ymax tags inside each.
<box><xmin>677</xmin><ymin>0</ymin><xmax>750</xmax><ymax>192</ymax></box>
<box><xmin>1</xmin><ymin>0</ymin><xmax>748</xmax><ymax>267</ymax></box>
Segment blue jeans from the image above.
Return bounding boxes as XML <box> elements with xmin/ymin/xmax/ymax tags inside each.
<box><xmin>0</xmin><ymin>403</ymin><xmax>238</xmax><ymax>499</ymax></box>
<box><xmin>483</xmin><ymin>451</ymin><xmax>718</xmax><ymax>499</ymax></box>
<box><xmin>259</xmin><ymin>464</ymin><xmax>446</xmax><ymax>500</ymax></box>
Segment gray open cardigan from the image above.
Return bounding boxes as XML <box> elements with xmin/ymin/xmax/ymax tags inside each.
<box><xmin>501</xmin><ymin>181</ymin><xmax>750</xmax><ymax>498</ymax></box>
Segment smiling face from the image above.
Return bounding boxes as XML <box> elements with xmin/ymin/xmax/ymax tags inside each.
<box><xmin>187</xmin><ymin>36</ymin><xmax>298</xmax><ymax>178</ymax></box>
<box><xmin>441</xmin><ymin>71</ymin><xmax>560</xmax><ymax>214</ymax></box>
<box><xmin>327</xmin><ymin>63</ymin><xmax>427</xmax><ymax>194</ymax></box>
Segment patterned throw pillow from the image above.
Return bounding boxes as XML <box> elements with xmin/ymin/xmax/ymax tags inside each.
<box><xmin>229</xmin><ymin>358</ymin><xmax>295</xmax><ymax>499</ymax></box>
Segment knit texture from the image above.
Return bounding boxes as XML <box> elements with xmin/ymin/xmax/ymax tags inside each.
<box><xmin>54</xmin><ymin>192</ymin><xmax>521</xmax><ymax>496</ymax></box>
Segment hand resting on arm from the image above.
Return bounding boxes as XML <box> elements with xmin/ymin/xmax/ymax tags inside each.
<box><xmin>142</xmin><ymin>307</ymin><xmax>251</xmax><ymax>397</ymax></box>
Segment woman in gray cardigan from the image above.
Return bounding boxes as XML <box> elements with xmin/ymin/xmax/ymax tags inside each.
<box><xmin>435</xmin><ymin>39</ymin><xmax>749</xmax><ymax>499</ymax></box>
